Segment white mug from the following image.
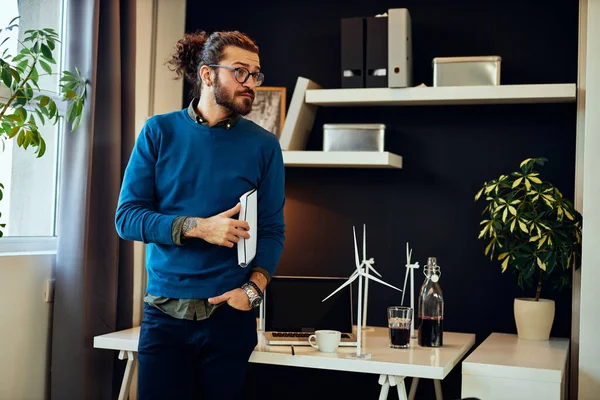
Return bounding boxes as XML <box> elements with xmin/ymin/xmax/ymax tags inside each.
<box><xmin>308</xmin><ymin>330</ymin><xmax>341</xmax><ymax>353</ymax></box>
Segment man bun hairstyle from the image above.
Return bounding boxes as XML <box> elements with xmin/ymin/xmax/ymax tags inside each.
<box><xmin>167</xmin><ymin>30</ymin><xmax>259</xmax><ymax>99</ymax></box>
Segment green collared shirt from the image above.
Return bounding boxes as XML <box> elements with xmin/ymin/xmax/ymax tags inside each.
<box><xmin>145</xmin><ymin>99</ymin><xmax>269</xmax><ymax>321</ymax></box>
<box><xmin>186</xmin><ymin>97</ymin><xmax>239</xmax><ymax>129</ymax></box>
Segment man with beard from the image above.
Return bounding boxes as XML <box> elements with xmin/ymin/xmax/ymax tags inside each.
<box><xmin>115</xmin><ymin>31</ymin><xmax>285</xmax><ymax>400</ymax></box>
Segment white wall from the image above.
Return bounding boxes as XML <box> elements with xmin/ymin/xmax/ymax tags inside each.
<box><xmin>0</xmin><ymin>255</ymin><xmax>54</xmax><ymax>400</ymax></box>
<box><xmin>578</xmin><ymin>0</ymin><xmax>600</xmax><ymax>398</ymax></box>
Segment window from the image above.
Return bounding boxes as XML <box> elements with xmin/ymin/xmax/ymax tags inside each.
<box><xmin>0</xmin><ymin>0</ymin><xmax>66</xmax><ymax>240</ymax></box>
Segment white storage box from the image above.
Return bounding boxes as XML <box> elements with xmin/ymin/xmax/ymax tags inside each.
<box><xmin>461</xmin><ymin>333</ymin><xmax>569</xmax><ymax>400</ymax></box>
<box><xmin>433</xmin><ymin>56</ymin><xmax>501</xmax><ymax>87</ymax></box>
<box><xmin>323</xmin><ymin>124</ymin><xmax>385</xmax><ymax>152</ymax></box>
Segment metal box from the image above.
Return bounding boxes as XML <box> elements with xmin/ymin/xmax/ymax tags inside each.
<box><xmin>323</xmin><ymin>123</ymin><xmax>385</xmax><ymax>152</ymax></box>
<box><xmin>432</xmin><ymin>56</ymin><xmax>501</xmax><ymax>87</ymax></box>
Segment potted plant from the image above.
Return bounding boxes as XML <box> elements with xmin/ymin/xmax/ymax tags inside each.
<box><xmin>0</xmin><ymin>16</ymin><xmax>87</xmax><ymax>236</ymax></box>
<box><xmin>475</xmin><ymin>157</ymin><xmax>582</xmax><ymax>340</ymax></box>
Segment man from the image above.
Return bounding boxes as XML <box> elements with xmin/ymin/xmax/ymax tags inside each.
<box><xmin>115</xmin><ymin>31</ymin><xmax>285</xmax><ymax>399</ymax></box>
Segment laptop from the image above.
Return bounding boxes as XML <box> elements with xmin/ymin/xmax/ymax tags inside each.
<box><xmin>263</xmin><ymin>276</ymin><xmax>357</xmax><ymax>346</ymax></box>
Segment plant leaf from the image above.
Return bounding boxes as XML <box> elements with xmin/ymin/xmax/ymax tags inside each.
<box><xmin>39</xmin><ymin>59</ymin><xmax>52</xmax><ymax>75</ymax></box>
<box><xmin>474</xmin><ymin>187</ymin><xmax>484</xmax><ymax>201</ymax></box>
<box><xmin>502</xmin><ymin>257</ymin><xmax>510</xmax><ymax>272</ymax></box>
<box><xmin>8</xmin><ymin>125</ymin><xmax>19</xmax><ymax>138</ymax></box>
<box><xmin>510</xmin><ymin>218</ymin><xmax>516</xmax><ymax>233</ymax></box>
<box><xmin>498</xmin><ymin>252</ymin><xmax>509</xmax><ymax>260</ymax></box>
<box><xmin>520</xmin><ymin>158</ymin><xmax>533</xmax><ymax>168</ymax></box>
<box><xmin>529</xmin><ymin>176</ymin><xmax>542</xmax><ymax>184</ymax></box>
<box><xmin>478</xmin><ymin>225</ymin><xmax>489</xmax><ymax>239</ymax></box>
<box><xmin>512</xmin><ymin>177</ymin><xmax>522</xmax><ymax>188</ymax></box>
<box><xmin>564</xmin><ymin>209</ymin><xmax>574</xmax><ymax>220</ymax></box>
<box><xmin>519</xmin><ymin>220</ymin><xmax>528</xmax><ymax>233</ymax></box>
<box><xmin>485</xmin><ymin>241</ymin><xmax>493</xmax><ymax>256</ymax></box>
<box><xmin>508</xmin><ymin>205</ymin><xmax>517</xmax><ymax>216</ymax></box>
<box><xmin>67</xmin><ymin>101</ymin><xmax>77</xmax><ymax>122</ymax></box>
<box><xmin>35</xmin><ymin>109</ymin><xmax>45</xmax><ymax>125</ymax></box>
<box><xmin>37</xmin><ymin>137</ymin><xmax>46</xmax><ymax>157</ymax></box>
<box><xmin>537</xmin><ymin>257</ymin><xmax>547</xmax><ymax>271</ymax></box>
<box><xmin>1</xmin><ymin>67</ymin><xmax>12</xmax><ymax>87</ymax></box>
<box><xmin>40</xmin><ymin>44</ymin><xmax>53</xmax><ymax>61</ymax></box>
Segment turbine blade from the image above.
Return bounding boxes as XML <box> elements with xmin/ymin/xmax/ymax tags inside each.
<box><xmin>353</xmin><ymin>227</ymin><xmax>361</xmax><ymax>270</ymax></box>
<box><xmin>401</xmin><ymin>264</ymin><xmax>410</xmax><ymax>304</ymax></box>
<box><xmin>360</xmin><ymin>272</ymin><xmax>403</xmax><ymax>292</ymax></box>
<box><xmin>363</xmin><ymin>224</ymin><xmax>367</xmax><ymax>262</ymax></box>
<box><xmin>322</xmin><ymin>276</ymin><xmax>357</xmax><ymax>302</ymax></box>
<box><xmin>367</xmin><ymin>264</ymin><xmax>382</xmax><ymax>277</ymax></box>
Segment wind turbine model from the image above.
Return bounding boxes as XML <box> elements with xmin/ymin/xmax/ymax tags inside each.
<box><xmin>323</xmin><ymin>225</ymin><xmax>402</xmax><ymax>358</ymax></box>
<box><xmin>344</xmin><ymin>224</ymin><xmax>384</xmax><ymax>328</ymax></box>
<box><xmin>401</xmin><ymin>242</ymin><xmax>420</xmax><ymax>338</ymax></box>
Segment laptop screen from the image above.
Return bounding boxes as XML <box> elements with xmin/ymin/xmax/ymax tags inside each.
<box><xmin>264</xmin><ymin>276</ymin><xmax>354</xmax><ymax>333</ymax></box>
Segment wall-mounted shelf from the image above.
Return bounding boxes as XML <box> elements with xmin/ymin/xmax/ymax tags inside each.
<box><xmin>283</xmin><ymin>151</ymin><xmax>403</xmax><ymax>169</ymax></box>
<box><xmin>304</xmin><ymin>83</ymin><xmax>577</xmax><ymax>107</ymax></box>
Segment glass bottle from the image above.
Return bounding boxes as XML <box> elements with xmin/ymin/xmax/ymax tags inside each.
<box><xmin>418</xmin><ymin>257</ymin><xmax>444</xmax><ymax>347</ymax></box>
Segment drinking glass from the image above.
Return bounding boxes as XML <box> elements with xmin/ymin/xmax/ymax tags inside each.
<box><xmin>388</xmin><ymin>306</ymin><xmax>413</xmax><ymax>348</ymax></box>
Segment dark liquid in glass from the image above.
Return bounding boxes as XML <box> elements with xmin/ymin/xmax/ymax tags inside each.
<box><xmin>418</xmin><ymin>316</ymin><xmax>443</xmax><ymax>347</ymax></box>
<box><xmin>390</xmin><ymin>327</ymin><xmax>411</xmax><ymax>347</ymax></box>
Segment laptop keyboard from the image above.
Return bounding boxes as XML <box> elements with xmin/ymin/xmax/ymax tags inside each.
<box><xmin>272</xmin><ymin>332</ymin><xmax>351</xmax><ymax>339</ymax></box>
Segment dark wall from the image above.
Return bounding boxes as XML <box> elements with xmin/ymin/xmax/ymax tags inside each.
<box><xmin>184</xmin><ymin>1</ymin><xmax>578</xmax><ymax>399</ymax></box>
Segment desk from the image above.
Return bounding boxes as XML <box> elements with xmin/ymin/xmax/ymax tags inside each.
<box><xmin>94</xmin><ymin>327</ymin><xmax>475</xmax><ymax>400</ymax></box>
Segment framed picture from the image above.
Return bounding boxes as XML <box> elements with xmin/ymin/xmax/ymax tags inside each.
<box><xmin>245</xmin><ymin>86</ymin><xmax>286</xmax><ymax>138</ymax></box>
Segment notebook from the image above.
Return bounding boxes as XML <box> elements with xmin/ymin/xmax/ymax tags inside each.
<box><xmin>238</xmin><ymin>188</ymin><xmax>257</xmax><ymax>267</ymax></box>
<box><xmin>263</xmin><ymin>276</ymin><xmax>357</xmax><ymax>346</ymax></box>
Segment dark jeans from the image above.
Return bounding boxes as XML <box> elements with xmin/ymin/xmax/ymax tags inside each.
<box><xmin>138</xmin><ymin>303</ymin><xmax>258</xmax><ymax>400</ymax></box>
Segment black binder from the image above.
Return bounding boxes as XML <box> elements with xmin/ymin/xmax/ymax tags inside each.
<box><xmin>341</xmin><ymin>17</ymin><xmax>365</xmax><ymax>88</ymax></box>
<box><xmin>365</xmin><ymin>16</ymin><xmax>388</xmax><ymax>88</ymax></box>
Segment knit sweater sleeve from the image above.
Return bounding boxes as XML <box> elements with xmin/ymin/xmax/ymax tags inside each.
<box><xmin>253</xmin><ymin>139</ymin><xmax>286</xmax><ymax>277</ymax></box>
<box><xmin>115</xmin><ymin>121</ymin><xmax>178</xmax><ymax>245</ymax></box>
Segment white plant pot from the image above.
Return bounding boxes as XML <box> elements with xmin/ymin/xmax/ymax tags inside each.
<box><xmin>514</xmin><ymin>298</ymin><xmax>555</xmax><ymax>340</ymax></box>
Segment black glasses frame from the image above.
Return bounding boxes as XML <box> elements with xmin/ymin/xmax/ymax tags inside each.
<box><xmin>208</xmin><ymin>64</ymin><xmax>264</xmax><ymax>86</ymax></box>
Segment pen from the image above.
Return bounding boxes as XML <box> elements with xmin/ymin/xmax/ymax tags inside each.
<box><xmin>291</xmin><ymin>345</ymin><xmax>295</xmax><ymax>355</ymax></box>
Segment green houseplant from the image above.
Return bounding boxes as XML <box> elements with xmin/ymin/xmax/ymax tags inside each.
<box><xmin>0</xmin><ymin>16</ymin><xmax>87</xmax><ymax>236</ymax></box>
<box><xmin>475</xmin><ymin>157</ymin><xmax>582</xmax><ymax>340</ymax></box>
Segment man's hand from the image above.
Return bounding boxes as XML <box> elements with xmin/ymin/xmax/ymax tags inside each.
<box><xmin>208</xmin><ymin>288</ymin><xmax>251</xmax><ymax>311</ymax></box>
<box><xmin>182</xmin><ymin>203</ymin><xmax>250</xmax><ymax>247</ymax></box>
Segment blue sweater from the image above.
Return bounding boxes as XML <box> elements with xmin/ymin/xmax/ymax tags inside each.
<box><xmin>115</xmin><ymin>109</ymin><xmax>285</xmax><ymax>299</ymax></box>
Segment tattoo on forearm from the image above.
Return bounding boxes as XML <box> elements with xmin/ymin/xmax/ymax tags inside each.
<box><xmin>182</xmin><ymin>218</ymin><xmax>197</xmax><ymax>238</ymax></box>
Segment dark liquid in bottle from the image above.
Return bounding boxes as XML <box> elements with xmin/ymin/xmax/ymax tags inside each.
<box><xmin>418</xmin><ymin>316</ymin><xmax>443</xmax><ymax>347</ymax></box>
<box><xmin>389</xmin><ymin>327</ymin><xmax>411</xmax><ymax>347</ymax></box>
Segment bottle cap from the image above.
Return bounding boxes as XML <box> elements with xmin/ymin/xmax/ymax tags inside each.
<box><xmin>424</xmin><ymin>257</ymin><xmax>442</xmax><ymax>281</ymax></box>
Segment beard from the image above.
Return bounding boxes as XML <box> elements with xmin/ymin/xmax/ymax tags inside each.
<box><xmin>213</xmin><ymin>74</ymin><xmax>254</xmax><ymax>116</ymax></box>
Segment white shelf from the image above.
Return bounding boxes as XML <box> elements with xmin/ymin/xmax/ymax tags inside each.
<box><xmin>304</xmin><ymin>84</ymin><xmax>577</xmax><ymax>106</ymax></box>
<box><xmin>282</xmin><ymin>151</ymin><xmax>402</xmax><ymax>168</ymax></box>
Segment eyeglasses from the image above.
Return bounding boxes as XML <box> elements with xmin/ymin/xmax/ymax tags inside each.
<box><xmin>208</xmin><ymin>65</ymin><xmax>264</xmax><ymax>86</ymax></box>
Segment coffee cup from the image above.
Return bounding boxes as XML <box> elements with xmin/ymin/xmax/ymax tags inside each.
<box><xmin>308</xmin><ymin>330</ymin><xmax>341</xmax><ymax>353</ymax></box>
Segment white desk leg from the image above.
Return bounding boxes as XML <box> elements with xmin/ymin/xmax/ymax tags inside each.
<box><xmin>433</xmin><ymin>379</ymin><xmax>443</xmax><ymax>400</ymax></box>
<box><xmin>118</xmin><ymin>350</ymin><xmax>137</xmax><ymax>400</ymax></box>
<box><xmin>408</xmin><ymin>377</ymin><xmax>419</xmax><ymax>400</ymax></box>
<box><xmin>378</xmin><ymin>374</ymin><xmax>390</xmax><ymax>400</ymax></box>
<box><xmin>378</xmin><ymin>375</ymin><xmax>408</xmax><ymax>400</ymax></box>
<box><xmin>391</xmin><ymin>376</ymin><xmax>408</xmax><ymax>400</ymax></box>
